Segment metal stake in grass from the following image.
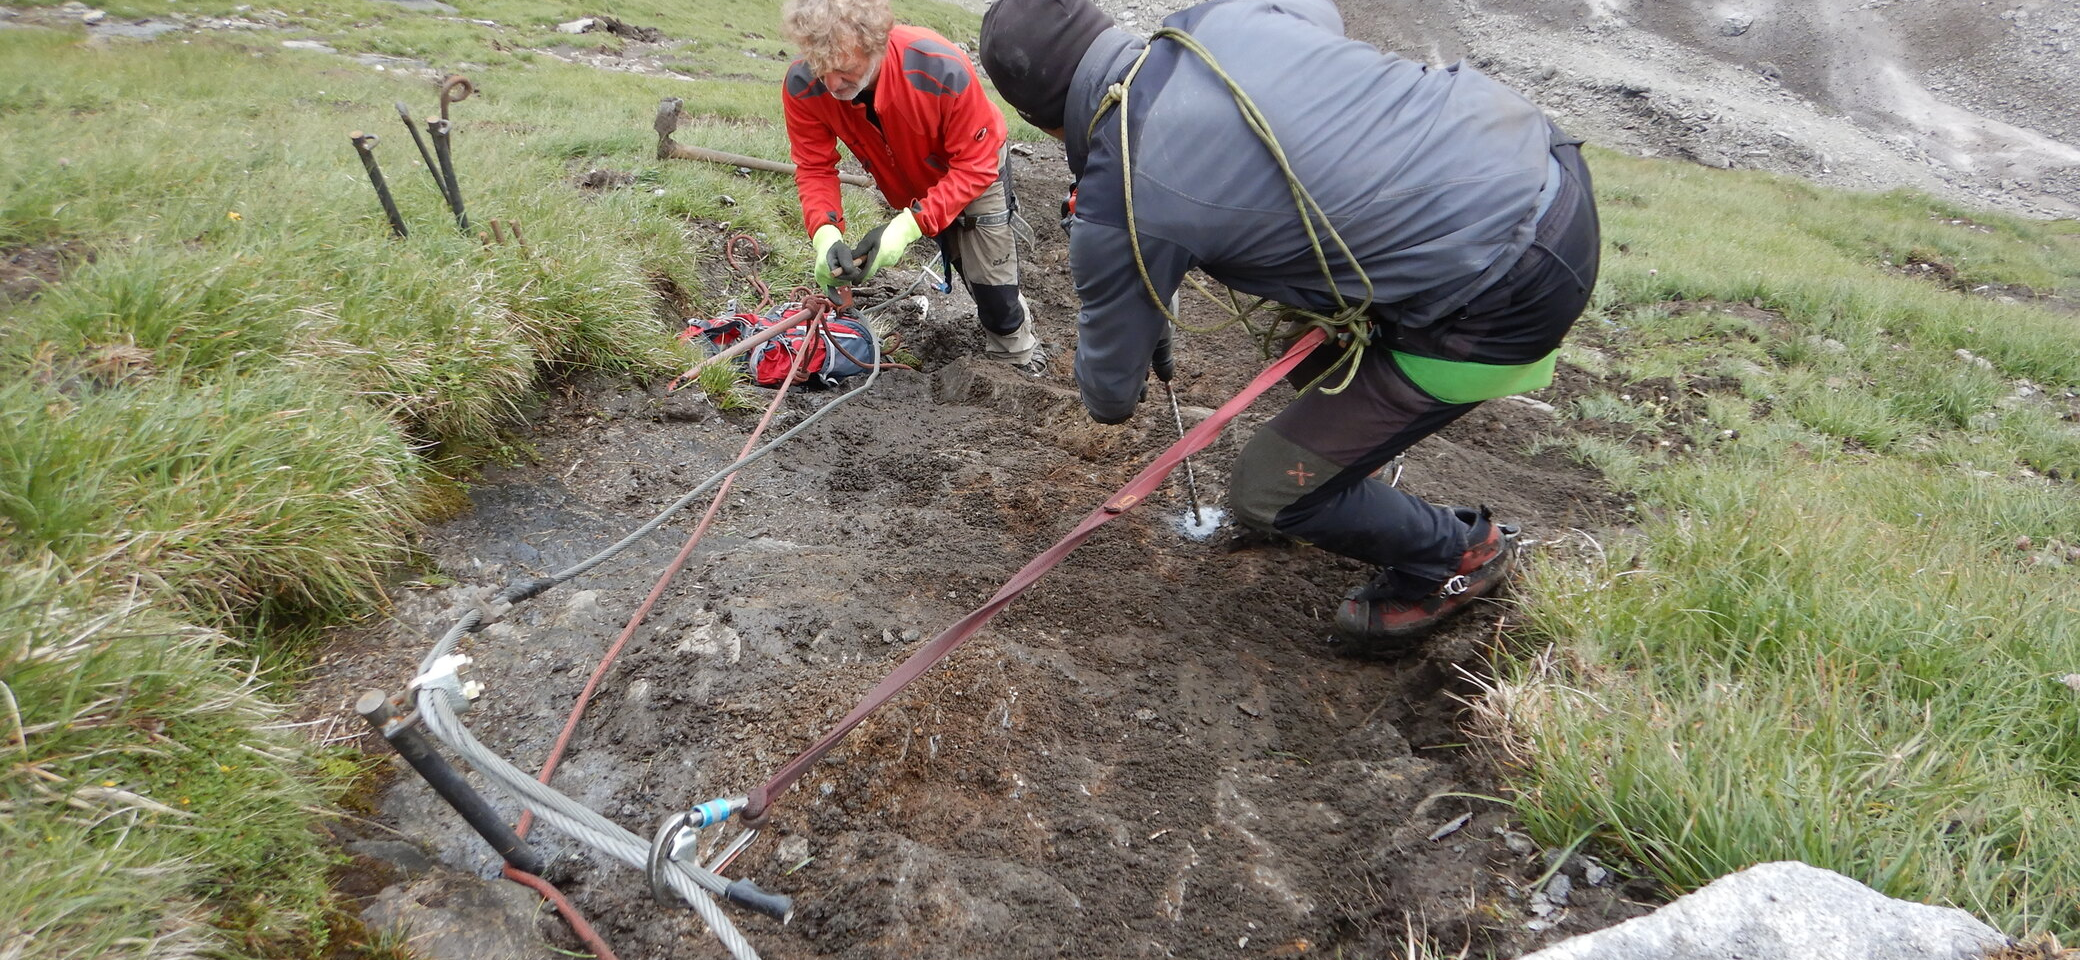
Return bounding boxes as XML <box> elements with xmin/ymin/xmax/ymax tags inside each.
<box><xmin>1164</xmin><ymin>381</ymin><xmax>1205</xmax><ymax>525</ymax></box>
<box><xmin>426</xmin><ymin>116</ymin><xmax>468</xmax><ymax>233</ymax></box>
<box><xmin>349</xmin><ymin>131</ymin><xmax>408</xmax><ymax>238</ymax></box>
<box><xmin>395</xmin><ymin>100</ymin><xmax>450</xmax><ymax>207</ymax></box>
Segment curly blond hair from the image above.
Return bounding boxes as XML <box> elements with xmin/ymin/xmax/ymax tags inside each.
<box><xmin>781</xmin><ymin>0</ymin><xmax>894</xmax><ymax>73</ymax></box>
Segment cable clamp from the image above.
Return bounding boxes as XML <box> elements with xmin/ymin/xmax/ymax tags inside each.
<box><xmin>408</xmin><ymin>654</ymin><xmax>484</xmax><ymax>713</ymax></box>
<box><xmin>647</xmin><ymin>810</ymin><xmax>700</xmax><ymax>905</ymax></box>
<box><xmin>646</xmin><ymin>796</ymin><xmax>747</xmax><ymax>905</ymax></box>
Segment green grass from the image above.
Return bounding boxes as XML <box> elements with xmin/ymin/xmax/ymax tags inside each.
<box><xmin>0</xmin><ymin>562</ymin><xmax>338</xmax><ymax>960</ymax></box>
<box><xmin>1487</xmin><ymin>149</ymin><xmax>2080</xmax><ymax>936</ymax></box>
<box><xmin>0</xmin><ymin>0</ymin><xmax>976</xmax><ymax>954</ymax></box>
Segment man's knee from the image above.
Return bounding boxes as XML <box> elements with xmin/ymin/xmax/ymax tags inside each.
<box><xmin>971</xmin><ymin>283</ymin><xmax>1026</xmax><ymax>335</ymax></box>
<box><xmin>1230</xmin><ymin>429</ymin><xmax>1335</xmax><ymax>533</ymax></box>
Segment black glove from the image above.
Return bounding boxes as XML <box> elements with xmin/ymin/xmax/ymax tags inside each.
<box><xmin>1059</xmin><ymin>185</ymin><xmax>1078</xmax><ymax>238</ymax></box>
<box><xmin>1150</xmin><ymin>324</ymin><xmax>1175</xmax><ymax>383</ymax></box>
<box><xmin>826</xmin><ymin>240</ymin><xmax>863</xmax><ymax>285</ymax></box>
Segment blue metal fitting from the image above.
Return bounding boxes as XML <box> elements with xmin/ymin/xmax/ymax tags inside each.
<box><xmin>693</xmin><ymin>796</ymin><xmax>745</xmax><ymax>828</ymax></box>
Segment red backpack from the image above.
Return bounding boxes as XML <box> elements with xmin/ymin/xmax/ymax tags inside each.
<box><xmin>682</xmin><ymin>301</ymin><xmax>881</xmax><ymax>389</ymax></box>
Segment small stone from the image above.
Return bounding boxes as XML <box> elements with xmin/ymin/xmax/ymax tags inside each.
<box><xmin>1583</xmin><ymin>859</ymin><xmax>1610</xmax><ymax>886</ymax></box>
<box><xmin>556</xmin><ymin>17</ymin><xmax>594</xmax><ymax>33</ymax></box>
<box><xmin>1546</xmin><ymin>872</ymin><xmax>1574</xmax><ymax>905</ymax></box>
<box><xmin>1428</xmin><ymin>812</ymin><xmax>1474</xmax><ymax>841</ymax></box>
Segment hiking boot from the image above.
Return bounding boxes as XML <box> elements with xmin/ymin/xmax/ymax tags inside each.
<box><xmin>1333</xmin><ymin>507</ymin><xmax>1520</xmax><ymax>649</ymax></box>
<box><xmin>1008</xmin><ymin>343</ymin><xmax>1049</xmax><ymax>378</ymax></box>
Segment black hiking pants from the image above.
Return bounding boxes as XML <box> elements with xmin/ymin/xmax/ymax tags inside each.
<box><xmin>1228</xmin><ymin>141</ymin><xmax>1602</xmax><ymax>597</ymax></box>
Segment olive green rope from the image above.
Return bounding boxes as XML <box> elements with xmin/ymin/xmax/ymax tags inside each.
<box><xmin>1090</xmin><ymin>27</ymin><xmax>1376</xmax><ymax>394</ymax></box>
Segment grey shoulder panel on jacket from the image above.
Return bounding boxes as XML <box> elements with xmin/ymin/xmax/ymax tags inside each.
<box><xmin>784</xmin><ymin>60</ymin><xmax>825</xmax><ymax>100</ymax></box>
<box><xmin>899</xmin><ymin>37</ymin><xmax>972</xmax><ymax>96</ymax></box>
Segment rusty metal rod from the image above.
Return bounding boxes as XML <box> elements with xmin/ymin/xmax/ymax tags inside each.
<box><xmin>438</xmin><ymin>74</ymin><xmax>474</xmax><ymax>121</ymax></box>
<box><xmin>427</xmin><ymin>116</ymin><xmax>469</xmax><ymax>233</ymax></box>
<box><xmin>662</xmin><ymin>141</ymin><xmax>875</xmax><ymax>189</ymax></box>
<box><xmin>656</xmin><ymin>96</ymin><xmax>871</xmax><ymax>187</ymax></box>
<box><xmin>350</xmin><ymin>131</ymin><xmax>408</xmax><ymax>238</ymax></box>
<box><xmin>396</xmin><ymin>101</ymin><xmax>451</xmax><ymax>207</ymax></box>
<box><xmin>357</xmin><ymin>689</ymin><xmax>544</xmax><ymax>874</ymax></box>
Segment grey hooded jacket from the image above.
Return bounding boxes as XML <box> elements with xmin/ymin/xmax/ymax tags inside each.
<box><xmin>1063</xmin><ymin>0</ymin><xmax>1558</xmax><ymax>423</ymax></box>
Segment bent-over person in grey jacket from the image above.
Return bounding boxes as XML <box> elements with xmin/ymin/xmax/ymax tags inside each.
<box><xmin>981</xmin><ymin>0</ymin><xmax>1601</xmax><ymax>647</ymax></box>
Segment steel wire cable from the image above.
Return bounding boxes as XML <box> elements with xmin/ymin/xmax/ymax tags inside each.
<box><xmin>408</xmin><ymin>298</ymin><xmax>891</xmax><ymax>958</ymax></box>
<box><xmin>421</xmin><ymin>695</ymin><xmax>758</xmax><ymax>960</ymax></box>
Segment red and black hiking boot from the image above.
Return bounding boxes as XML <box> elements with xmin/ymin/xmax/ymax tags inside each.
<box><xmin>1333</xmin><ymin>507</ymin><xmax>1520</xmax><ymax>650</ymax></box>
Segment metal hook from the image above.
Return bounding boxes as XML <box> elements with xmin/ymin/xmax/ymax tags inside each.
<box><xmin>439</xmin><ymin>74</ymin><xmax>474</xmax><ymax>121</ymax></box>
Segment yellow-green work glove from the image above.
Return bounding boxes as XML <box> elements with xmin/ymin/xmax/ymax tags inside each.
<box><xmin>852</xmin><ymin>209</ymin><xmax>922</xmax><ymax>282</ymax></box>
<box><xmin>812</xmin><ymin>223</ymin><xmax>860</xmax><ymax>287</ymax></box>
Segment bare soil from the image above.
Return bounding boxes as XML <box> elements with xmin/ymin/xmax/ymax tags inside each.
<box><xmin>304</xmin><ymin>138</ymin><xmax>1663</xmax><ymax>958</ymax></box>
<box><xmin>0</xmin><ymin>240</ymin><xmax>91</xmax><ymax>305</ymax></box>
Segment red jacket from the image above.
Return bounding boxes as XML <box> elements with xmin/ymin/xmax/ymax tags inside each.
<box><xmin>783</xmin><ymin>25</ymin><xmax>1007</xmax><ymax>238</ymax></box>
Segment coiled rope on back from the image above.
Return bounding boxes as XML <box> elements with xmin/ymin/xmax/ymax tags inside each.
<box><xmin>1091</xmin><ymin>25</ymin><xmax>1377</xmax><ymax>395</ymax></box>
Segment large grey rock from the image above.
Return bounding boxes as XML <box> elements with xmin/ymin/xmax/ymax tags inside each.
<box><xmin>362</xmin><ymin>866</ymin><xmax>563</xmax><ymax>960</ymax></box>
<box><xmin>1519</xmin><ymin>861</ymin><xmax>2008</xmax><ymax>960</ymax></box>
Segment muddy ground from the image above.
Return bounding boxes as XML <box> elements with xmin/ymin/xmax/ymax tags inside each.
<box><xmin>304</xmin><ymin>134</ymin><xmax>1664</xmax><ymax>959</ymax></box>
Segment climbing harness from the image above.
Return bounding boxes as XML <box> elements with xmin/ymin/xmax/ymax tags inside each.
<box><xmin>1091</xmin><ymin>27</ymin><xmax>1378</xmax><ymax>395</ymax></box>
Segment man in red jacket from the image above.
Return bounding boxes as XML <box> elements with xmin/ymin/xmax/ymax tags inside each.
<box><xmin>781</xmin><ymin>0</ymin><xmax>1044</xmax><ymax>376</ymax></box>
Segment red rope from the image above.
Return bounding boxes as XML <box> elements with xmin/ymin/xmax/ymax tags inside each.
<box><xmin>502</xmin><ymin>299</ymin><xmax>833</xmax><ymax>955</ymax></box>
<box><xmin>744</xmin><ymin>328</ymin><xmax>1327</xmax><ymax>821</ymax></box>
<box><xmin>502</xmin><ymin>864</ymin><xmax>623</xmax><ymax>960</ymax></box>
<box><xmin>725</xmin><ymin>234</ymin><xmax>773</xmax><ymax>312</ymax></box>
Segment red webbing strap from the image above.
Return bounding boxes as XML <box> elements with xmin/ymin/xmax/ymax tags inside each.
<box><xmin>744</xmin><ymin>328</ymin><xmax>1327</xmax><ymax>820</ymax></box>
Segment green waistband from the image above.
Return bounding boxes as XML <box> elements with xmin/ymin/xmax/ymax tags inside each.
<box><xmin>1391</xmin><ymin>349</ymin><xmax>1559</xmax><ymax>404</ymax></box>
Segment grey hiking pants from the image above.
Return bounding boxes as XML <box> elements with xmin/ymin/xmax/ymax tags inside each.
<box><xmin>939</xmin><ymin>159</ymin><xmax>1037</xmax><ymax>364</ymax></box>
<box><xmin>1228</xmin><ymin>142</ymin><xmax>1601</xmax><ymax>597</ymax></box>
